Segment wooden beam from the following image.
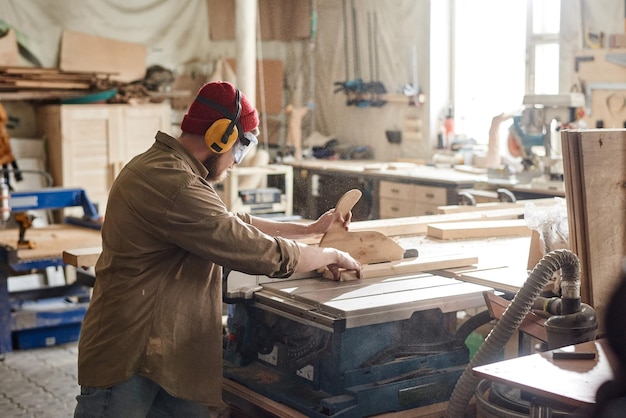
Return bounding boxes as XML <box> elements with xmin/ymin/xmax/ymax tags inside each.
<box><xmin>63</xmin><ymin>247</ymin><xmax>101</xmax><ymax>268</ymax></box>
<box><xmin>426</xmin><ymin>219</ymin><xmax>531</xmax><ymax>240</ymax></box>
<box><xmin>298</xmin><ymin>207</ymin><xmax>526</xmax><ymax>245</ymax></box>
<box><xmin>437</xmin><ymin>198</ymin><xmax>557</xmax><ymax>214</ymax></box>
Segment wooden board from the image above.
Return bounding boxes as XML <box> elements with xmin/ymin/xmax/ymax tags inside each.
<box><xmin>561</xmin><ymin>129</ymin><xmax>626</xmax><ymax>330</ymax></box>
<box><xmin>437</xmin><ymin>198</ymin><xmax>556</xmax><ymax>214</ymax></box>
<box><xmin>225</xmin><ymin>58</ymin><xmax>284</xmax><ymax>115</ymax></box>
<box><xmin>63</xmin><ymin>246</ymin><xmax>102</xmax><ymax>268</ymax></box>
<box><xmin>223</xmin><ymin>377</ymin><xmax>450</xmax><ymax>418</ymax></box>
<box><xmin>484</xmin><ymin>291</ymin><xmax>548</xmax><ymax>342</ymax></box>
<box><xmin>326</xmin><ymin>254</ymin><xmax>478</xmax><ymax>281</ymax></box>
<box><xmin>298</xmin><ymin>207</ymin><xmax>526</xmax><ymax>245</ymax></box>
<box><xmin>426</xmin><ymin>219</ymin><xmax>531</xmax><ymax>240</ymax></box>
<box><xmin>0</xmin><ymin>29</ymin><xmax>20</xmax><ymax>66</ymax></box>
<box><xmin>60</xmin><ymin>30</ymin><xmax>147</xmax><ymax>82</ymax></box>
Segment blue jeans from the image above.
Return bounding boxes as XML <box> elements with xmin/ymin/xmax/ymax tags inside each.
<box><xmin>74</xmin><ymin>374</ymin><xmax>229</xmax><ymax>418</ymax></box>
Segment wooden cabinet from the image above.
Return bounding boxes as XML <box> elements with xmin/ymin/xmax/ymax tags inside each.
<box><xmin>37</xmin><ymin>103</ymin><xmax>171</xmax><ymax>216</ymax></box>
<box><xmin>379</xmin><ymin>180</ymin><xmax>448</xmax><ymax>218</ymax></box>
<box><xmin>289</xmin><ymin>161</ymin><xmax>481</xmax><ymax>220</ymax></box>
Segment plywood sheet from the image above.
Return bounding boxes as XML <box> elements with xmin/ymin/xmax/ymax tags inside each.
<box><xmin>226</xmin><ymin>58</ymin><xmax>284</xmax><ymax>115</ymax></box>
<box><xmin>208</xmin><ymin>0</ymin><xmax>310</xmax><ymax>41</ymax></box>
<box><xmin>60</xmin><ymin>30</ymin><xmax>146</xmax><ymax>82</ymax></box>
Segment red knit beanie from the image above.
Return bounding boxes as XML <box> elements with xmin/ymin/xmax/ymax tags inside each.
<box><xmin>180</xmin><ymin>81</ymin><xmax>259</xmax><ymax>135</ymax></box>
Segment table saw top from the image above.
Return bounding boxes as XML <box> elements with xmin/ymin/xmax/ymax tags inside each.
<box><xmin>254</xmin><ymin>272</ymin><xmax>493</xmax><ymax>330</ymax></box>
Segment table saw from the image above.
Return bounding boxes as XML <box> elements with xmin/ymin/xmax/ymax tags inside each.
<box><xmin>223</xmin><ymin>264</ymin><xmax>493</xmax><ymax>417</ymax></box>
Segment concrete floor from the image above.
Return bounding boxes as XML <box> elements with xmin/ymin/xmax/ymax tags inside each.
<box><xmin>0</xmin><ymin>342</ymin><xmax>79</xmax><ymax>417</ymax></box>
<box><xmin>0</xmin><ymin>342</ymin><xmax>261</xmax><ymax>418</ymax></box>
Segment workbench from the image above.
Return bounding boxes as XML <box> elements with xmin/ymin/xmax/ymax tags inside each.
<box><xmin>0</xmin><ymin>225</ymin><xmax>102</xmax><ymax>353</ymax></box>
<box><xmin>473</xmin><ymin>339</ymin><xmax>618</xmax><ymax>417</ymax></box>
<box><xmin>287</xmin><ymin>160</ymin><xmax>562</xmax><ymax>221</ymax></box>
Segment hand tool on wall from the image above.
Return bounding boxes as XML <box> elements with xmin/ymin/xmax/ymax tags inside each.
<box><xmin>366</xmin><ymin>11</ymin><xmax>386</xmax><ymax>107</ymax></box>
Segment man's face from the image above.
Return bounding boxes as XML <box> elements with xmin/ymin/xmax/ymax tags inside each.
<box><xmin>202</xmin><ymin>150</ymin><xmax>234</xmax><ymax>183</ymax></box>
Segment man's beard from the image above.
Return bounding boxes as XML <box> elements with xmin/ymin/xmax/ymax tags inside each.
<box><xmin>203</xmin><ymin>155</ymin><xmax>229</xmax><ymax>183</ymax></box>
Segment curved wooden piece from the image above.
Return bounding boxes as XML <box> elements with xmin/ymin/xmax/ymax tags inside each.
<box><xmin>319</xmin><ymin>189</ymin><xmax>404</xmax><ymax>265</ymax></box>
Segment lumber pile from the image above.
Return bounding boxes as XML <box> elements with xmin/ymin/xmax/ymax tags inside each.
<box><xmin>0</xmin><ymin>66</ymin><xmax>114</xmax><ymax>100</ymax></box>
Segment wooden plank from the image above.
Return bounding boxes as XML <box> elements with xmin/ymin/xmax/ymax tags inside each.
<box><xmin>426</xmin><ymin>219</ymin><xmax>531</xmax><ymax>240</ymax></box>
<box><xmin>63</xmin><ymin>247</ymin><xmax>102</xmax><ymax>268</ymax></box>
<box><xmin>437</xmin><ymin>198</ymin><xmax>556</xmax><ymax>214</ymax></box>
<box><xmin>225</xmin><ymin>58</ymin><xmax>284</xmax><ymax>115</ymax></box>
<box><xmin>222</xmin><ymin>378</ymin><xmax>309</xmax><ymax>418</ymax></box>
<box><xmin>453</xmin><ymin>266</ymin><xmax>530</xmax><ymax>294</ymax></box>
<box><xmin>60</xmin><ymin>29</ymin><xmax>146</xmax><ymax>82</ymax></box>
<box><xmin>562</xmin><ymin>129</ymin><xmax>626</xmax><ymax>330</ymax></box>
<box><xmin>298</xmin><ymin>207</ymin><xmax>526</xmax><ymax>245</ymax></box>
<box><xmin>0</xmin><ymin>29</ymin><xmax>20</xmax><ymax>66</ymax></box>
<box><xmin>223</xmin><ymin>377</ymin><xmax>450</xmax><ymax>418</ymax></box>
<box><xmin>6</xmin><ymin>79</ymin><xmax>91</xmax><ymax>89</ymax></box>
<box><xmin>325</xmin><ymin>254</ymin><xmax>479</xmax><ymax>281</ymax></box>
<box><xmin>561</xmin><ymin>130</ymin><xmax>590</xmax><ymax>303</ymax></box>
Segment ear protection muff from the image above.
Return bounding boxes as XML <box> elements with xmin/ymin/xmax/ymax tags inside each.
<box><xmin>194</xmin><ymin>89</ymin><xmax>242</xmax><ymax>154</ymax></box>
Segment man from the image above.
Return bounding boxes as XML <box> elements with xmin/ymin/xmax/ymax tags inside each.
<box><xmin>74</xmin><ymin>81</ymin><xmax>362</xmax><ymax>418</ymax></box>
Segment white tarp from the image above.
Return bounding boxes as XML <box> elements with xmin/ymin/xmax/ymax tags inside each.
<box><xmin>0</xmin><ymin>0</ymin><xmax>624</xmax><ymax>161</ymax></box>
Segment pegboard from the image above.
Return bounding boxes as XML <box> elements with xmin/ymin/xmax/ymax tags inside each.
<box><xmin>574</xmin><ymin>48</ymin><xmax>626</xmax><ymax>128</ymax></box>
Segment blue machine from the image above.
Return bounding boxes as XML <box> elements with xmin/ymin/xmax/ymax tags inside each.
<box><xmin>223</xmin><ymin>270</ymin><xmax>493</xmax><ymax>417</ymax></box>
<box><xmin>0</xmin><ymin>187</ymin><xmax>101</xmax><ymax>355</ymax></box>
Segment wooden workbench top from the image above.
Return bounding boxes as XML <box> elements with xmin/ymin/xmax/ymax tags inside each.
<box><xmin>473</xmin><ymin>339</ymin><xmax>618</xmax><ymax>409</ymax></box>
<box><xmin>286</xmin><ymin>160</ymin><xmax>488</xmax><ymax>185</ymax></box>
<box><xmin>0</xmin><ymin>224</ymin><xmax>102</xmax><ymax>263</ymax></box>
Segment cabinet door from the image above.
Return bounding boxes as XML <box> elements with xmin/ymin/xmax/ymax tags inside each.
<box><xmin>39</xmin><ymin>103</ymin><xmax>172</xmax><ymax>217</ymax></box>
<box><xmin>379</xmin><ymin>180</ymin><xmax>448</xmax><ymax>219</ymax></box>
<box><xmin>116</xmin><ymin>103</ymin><xmax>171</xmax><ymax>172</ymax></box>
<box><xmin>55</xmin><ymin>105</ymin><xmax>118</xmax><ymax>215</ymax></box>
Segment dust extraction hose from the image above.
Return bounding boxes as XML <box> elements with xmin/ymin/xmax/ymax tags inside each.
<box><xmin>444</xmin><ymin>249</ymin><xmax>581</xmax><ymax>418</ymax></box>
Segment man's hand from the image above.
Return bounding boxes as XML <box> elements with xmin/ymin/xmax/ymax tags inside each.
<box><xmin>308</xmin><ymin>208</ymin><xmax>352</xmax><ymax>236</ymax></box>
<box><xmin>324</xmin><ymin>248</ymin><xmax>362</xmax><ymax>281</ymax></box>
<box><xmin>296</xmin><ymin>245</ymin><xmax>362</xmax><ymax>280</ymax></box>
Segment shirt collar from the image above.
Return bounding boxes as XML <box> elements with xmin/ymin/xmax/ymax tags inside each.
<box><xmin>154</xmin><ymin>131</ymin><xmax>209</xmax><ymax>179</ymax></box>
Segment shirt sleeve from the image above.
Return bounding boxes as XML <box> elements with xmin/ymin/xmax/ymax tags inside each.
<box><xmin>164</xmin><ymin>179</ymin><xmax>300</xmax><ymax>278</ymax></box>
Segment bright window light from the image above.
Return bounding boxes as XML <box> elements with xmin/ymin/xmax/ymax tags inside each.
<box><xmin>454</xmin><ymin>0</ymin><xmax>527</xmax><ymax>144</ymax></box>
<box><xmin>454</xmin><ymin>0</ymin><xmax>561</xmax><ymax>144</ymax></box>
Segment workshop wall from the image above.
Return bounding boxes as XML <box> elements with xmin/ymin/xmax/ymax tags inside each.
<box><xmin>0</xmin><ymin>0</ymin><xmax>624</xmax><ymax>161</ymax></box>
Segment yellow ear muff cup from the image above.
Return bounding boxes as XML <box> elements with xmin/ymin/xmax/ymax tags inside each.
<box><xmin>204</xmin><ymin>118</ymin><xmax>239</xmax><ymax>153</ymax></box>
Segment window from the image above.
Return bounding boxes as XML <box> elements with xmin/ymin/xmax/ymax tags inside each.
<box><xmin>453</xmin><ymin>0</ymin><xmax>561</xmax><ymax>145</ymax></box>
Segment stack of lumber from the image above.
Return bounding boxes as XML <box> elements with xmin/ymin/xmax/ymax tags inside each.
<box><xmin>562</xmin><ymin>128</ymin><xmax>626</xmax><ymax>331</ymax></box>
<box><xmin>0</xmin><ymin>66</ymin><xmax>114</xmax><ymax>100</ymax></box>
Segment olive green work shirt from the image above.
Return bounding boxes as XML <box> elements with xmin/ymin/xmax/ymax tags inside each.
<box><xmin>77</xmin><ymin>131</ymin><xmax>300</xmax><ymax>407</ymax></box>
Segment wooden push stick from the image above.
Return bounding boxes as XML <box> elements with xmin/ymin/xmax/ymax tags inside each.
<box><xmin>319</xmin><ymin>189</ymin><xmax>405</xmax><ymax>267</ymax></box>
